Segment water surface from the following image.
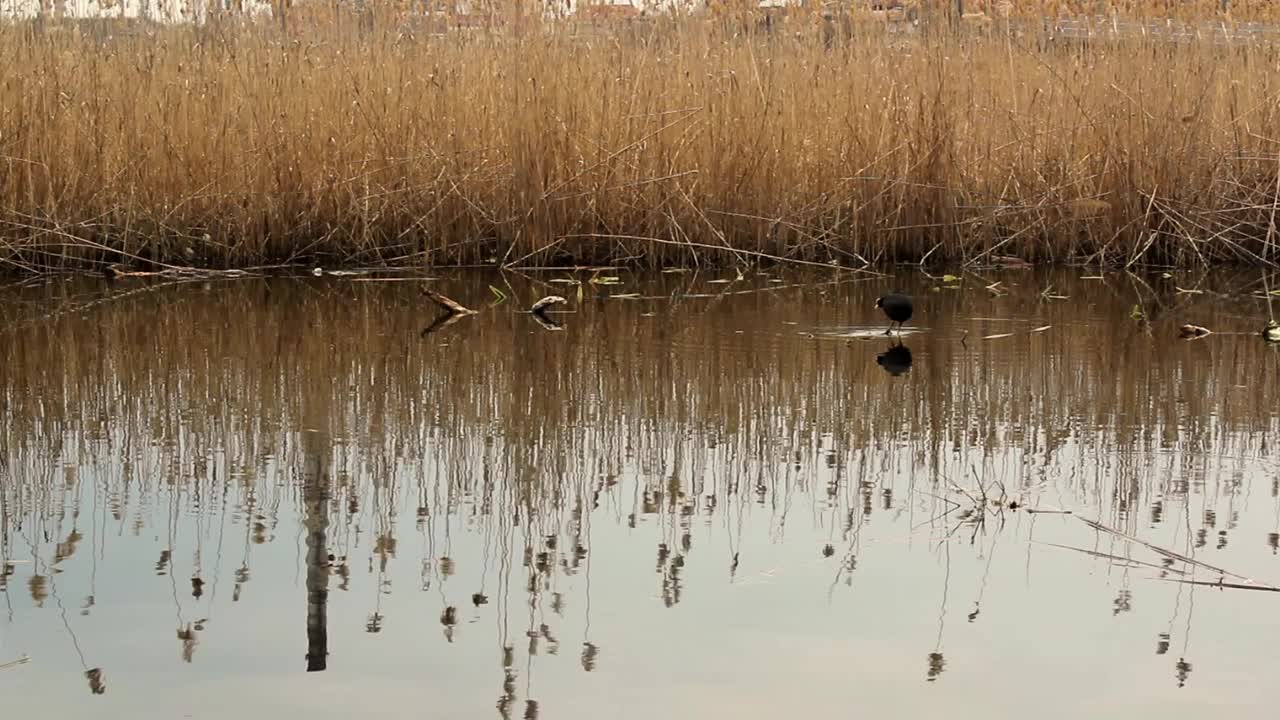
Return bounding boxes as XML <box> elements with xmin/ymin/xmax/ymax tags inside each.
<box><xmin>2</xmin><ymin>268</ymin><xmax>1279</xmax><ymax>719</ymax></box>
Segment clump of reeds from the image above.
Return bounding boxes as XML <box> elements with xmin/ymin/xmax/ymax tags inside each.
<box><xmin>1</xmin><ymin>4</ymin><xmax>1279</xmax><ymax>272</ymax></box>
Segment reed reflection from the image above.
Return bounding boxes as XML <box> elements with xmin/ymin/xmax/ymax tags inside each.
<box><xmin>0</xmin><ymin>269</ymin><xmax>1277</xmax><ymax>711</ymax></box>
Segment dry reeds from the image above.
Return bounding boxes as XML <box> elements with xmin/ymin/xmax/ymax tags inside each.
<box><xmin>1</xmin><ymin>6</ymin><xmax>1279</xmax><ymax>271</ymax></box>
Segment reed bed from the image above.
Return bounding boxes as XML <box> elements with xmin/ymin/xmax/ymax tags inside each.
<box><xmin>965</xmin><ymin>0</ymin><xmax>1280</xmax><ymax>23</ymax></box>
<box><xmin>2</xmin><ymin>8</ymin><xmax>1280</xmax><ymax>271</ymax></box>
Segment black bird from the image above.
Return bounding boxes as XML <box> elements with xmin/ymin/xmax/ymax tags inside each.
<box><xmin>876</xmin><ymin>343</ymin><xmax>913</xmax><ymax>376</ymax></box>
<box><xmin>875</xmin><ymin>292</ymin><xmax>913</xmax><ymax>336</ymax></box>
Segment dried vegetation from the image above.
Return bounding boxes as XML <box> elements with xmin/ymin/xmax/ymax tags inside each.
<box><xmin>1</xmin><ymin>3</ymin><xmax>1279</xmax><ymax>271</ymax></box>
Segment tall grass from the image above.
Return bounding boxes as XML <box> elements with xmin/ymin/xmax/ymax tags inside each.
<box><xmin>1</xmin><ymin>7</ymin><xmax>1279</xmax><ymax>271</ymax></box>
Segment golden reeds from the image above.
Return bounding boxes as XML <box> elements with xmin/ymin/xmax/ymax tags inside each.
<box><xmin>1</xmin><ymin>7</ymin><xmax>1279</xmax><ymax>271</ymax></box>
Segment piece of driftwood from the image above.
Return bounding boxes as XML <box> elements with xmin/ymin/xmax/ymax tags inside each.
<box><xmin>529</xmin><ymin>295</ymin><xmax>567</xmax><ymax>316</ymax></box>
<box><xmin>423</xmin><ymin>288</ymin><xmax>477</xmax><ymax>316</ymax></box>
<box><xmin>527</xmin><ymin>295</ymin><xmax>568</xmax><ymax>331</ymax></box>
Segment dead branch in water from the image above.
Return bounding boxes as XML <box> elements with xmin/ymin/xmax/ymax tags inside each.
<box><xmin>1038</xmin><ymin>542</ymin><xmax>1188</xmax><ymax>576</ymax></box>
<box><xmin>1160</xmin><ymin>578</ymin><xmax>1280</xmax><ymax>593</ymax></box>
<box><xmin>419</xmin><ymin>288</ymin><xmax>478</xmax><ymax>337</ymax></box>
<box><xmin>529</xmin><ymin>295</ymin><xmax>567</xmax><ymax>316</ymax></box>
<box><xmin>1077</xmin><ymin>516</ymin><xmax>1277</xmax><ymax>588</ymax></box>
<box><xmin>528</xmin><ymin>295</ymin><xmax>569</xmax><ymax>331</ymax></box>
<box><xmin>422</xmin><ymin>288</ymin><xmax>477</xmax><ymax>316</ymax></box>
<box><xmin>0</xmin><ymin>655</ymin><xmax>31</xmax><ymax>671</ymax></box>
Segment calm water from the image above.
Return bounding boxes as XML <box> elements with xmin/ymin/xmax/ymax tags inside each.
<box><xmin>1</xmin><ymin>268</ymin><xmax>1279</xmax><ymax>719</ymax></box>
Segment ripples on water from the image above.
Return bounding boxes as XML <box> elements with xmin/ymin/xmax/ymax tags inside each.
<box><xmin>1</xmin><ymin>269</ymin><xmax>1279</xmax><ymax>719</ymax></box>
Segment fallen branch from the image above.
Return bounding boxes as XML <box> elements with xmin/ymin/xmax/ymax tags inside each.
<box><xmin>422</xmin><ymin>288</ymin><xmax>477</xmax><ymax>316</ymax></box>
<box><xmin>529</xmin><ymin>295</ymin><xmax>568</xmax><ymax>331</ymax></box>
<box><xmin>552</xmin><ymin>233</ymin><xmax>883</xmax><ymax>273</ymax></box>
<box><xmin>530</xmin><ymin>295</ymin><xmax>567</xmax><ymax>315</ymax></box>
<box><xmin>0</xmin><ymin>655</ymin><xmax>31</xmax><ymax>671</ymax></box>
<box><xmin>1038</xmin><ymin>542</ymin><xmax>1188</xmax><ymax>576</ymax></box>
<box><xmin>1161</xmin><ymin>578</ymin><xmax>1280</xmax><ymax>593</ymax></box>
<box><xmin>1077</xmin><ymin>516</ymin><xmax>1273</xmax><ymax>586</ymax></box>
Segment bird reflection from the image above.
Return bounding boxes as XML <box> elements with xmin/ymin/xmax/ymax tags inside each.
<box><xmin>1176</xmin><ymin>657</ymin><xmax>1193</xmax><ymax>688</ymax></box>
<box><xmin>177</xmin><ymin>624</ymin><xmax>200</xmax><ymax>663</ymax></box>
<box><xmin>84</xmin><ymin>667</ymin><xmax>106</xmax><ymax>695</ymax></box>
<box><xmin>581</xmin><ymin>642</ymin><xmax>599</xmax><ymax>672</ymax></box>
<box><xmin>440</xmin><ymin>606</ymin><xmax>457</xmax><ymax>643</ymax></box>
<box><xmin>876</xmin><ymin>342</ymin><xmax>913</xmax><ymax>376</ymax></box>
<box><xmin>926</xmin><ymin>651</ymin><xmax>945</xmax><ymax>681</ymax></box>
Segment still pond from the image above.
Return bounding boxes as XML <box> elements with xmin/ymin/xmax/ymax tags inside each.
<box><xmin>1</xmin><ymin>268</ymin><xmax>1278</xmax><ymax>719</ymax></box>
